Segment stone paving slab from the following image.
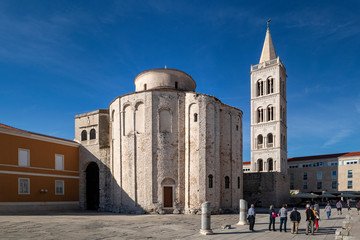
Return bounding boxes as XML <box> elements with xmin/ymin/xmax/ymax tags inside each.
<box><xmin>0</xmin><ymin>208</ymin><xmax>358</xmax><ymax>239</ymax></box>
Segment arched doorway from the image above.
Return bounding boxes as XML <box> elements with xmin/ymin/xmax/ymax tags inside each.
<box><xmin>86</xmin><ymin>162</ymin><xmax>99</xmax><ymax>210</ymax></box>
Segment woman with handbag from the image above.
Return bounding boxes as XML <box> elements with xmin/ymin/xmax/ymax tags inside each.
<box><xmin>269</xmin><ymin>205</ymin><xmax>277</xmax><ymax>231</ymax></box>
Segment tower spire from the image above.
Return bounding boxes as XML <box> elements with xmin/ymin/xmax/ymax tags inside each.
<box><xmin>259</xmin><ymin>19</ymin><xmax>277</xmax><ymax>63</ymax></box>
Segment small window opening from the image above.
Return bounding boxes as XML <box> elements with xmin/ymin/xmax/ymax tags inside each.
<box><xmin>237</xmin><ymin>177</ymin><xmax>240</xmax><ymax>189</ymax></box>
<box><xmin>175</xmin><ymin>81</ymin><xmax>178</xmax><ymax>89</ymax></box>
<box><xmin>236</xmin><ymin>125</ymin><xmax>239</xmax><ymax>131</ymax></box>
<box><xmin>225</xmin><ymin>176</ymin><xmax>230</xmax><ymax>189</ymax></box>
<box><xmin>144</xmin><ymin>84</ymin><xmax>147</xmax><ymax>90</ymax></box>
<box><xmin>194</xmin><ymin>113</ymin><xmax>198</xmax><ymax>122</ymax></box>
<box><xmin>208</xmin><ymin>175</ymin><xmax>213</xmax><ymax>188</ymax></box>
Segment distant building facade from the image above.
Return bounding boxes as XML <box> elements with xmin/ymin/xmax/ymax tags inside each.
<box><xmin>0</xmin><ymin>124</ymin><xmax>79</xmax><ymax>212</ymax></box>
<box><xmin>75</xmin><ymin>69</ymin><xmax>243</xmax><ymax>213</ymax></box>
<box><xmin>288</xmin><ymin>152</ymin><xmax>360</xmax><ymax>194</ymax></box>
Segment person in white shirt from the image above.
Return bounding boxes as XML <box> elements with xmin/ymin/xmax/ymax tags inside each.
<box><xmin>248</xmin><ymin>204</ymin><xmax>256</xmax><ymax>231</ymax></box>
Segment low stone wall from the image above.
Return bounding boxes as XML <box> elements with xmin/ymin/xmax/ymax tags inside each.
<box><xmin>243</xmin><ymin>172</ymin><xmax>289</xmax><ymax>208</ymax></box>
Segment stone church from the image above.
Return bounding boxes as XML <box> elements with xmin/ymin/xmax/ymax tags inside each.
<box><xmin>75</xmin><ymin>69</ymin><xmax>243</xmax><ymax>213</ymax></box>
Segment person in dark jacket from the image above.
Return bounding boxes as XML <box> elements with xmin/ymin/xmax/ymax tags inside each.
<box><xmin>290</xmin><ymin>207</ymin><xmax>301</xmax><ymax>234</ymax></box>
<box><xmin>268</xmin><ymin>205</ymin><xmax>277</xmax><ymax>231</ymax></box>
<box><xmin>305</xmin><ymin>204</ymin><xmax>315</xmax><ymax>235</ymax></box>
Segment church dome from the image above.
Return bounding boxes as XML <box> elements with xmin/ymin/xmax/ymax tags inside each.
<box><xmin>134</xmin><ymin>68</ymin><xmax>196</xmax><ymax>92</ymax></box>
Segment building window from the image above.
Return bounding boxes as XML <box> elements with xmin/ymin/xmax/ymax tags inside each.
<box><xmin>348</xmin><ymin>170</ymin><xmax>353</xmax><ymax>178</ymax></box>
<box><xmin>317</xmin><ymin>171</ymin><xmax>322</xmax><ymax>180</ymax></box>
<box><xmin>332</xmin><ymin>170</ymin><xmax>337</xmax><ymax>179</ymax></box>
<box><xmin>236</xmin><ymin>125</ymin><xmax>239</xmax><ymax>131</ymax></box>
<box><xmin>317</xmin><ymin>182</ymin><xmax>322</xmax><ymax>190</ymax></box>
<box><xmin>290</xmin><ymin>173</ymin><xmax>294</xmax><ymax>181</ymax></box>
<box><xmin>55</xmin><ymin>180</ymin><xmax>64</xmax><ymax>195</ymax></box>
<box><xmin>208</xmin><ymin>175</ymin><xmax>213</xmax><ymax>188</ymax></box>
<box><xmin>290</xmin><ymin>183</ymin><xmax>294</xmax><ymax>190</ymax></box>
<box><xmin>268</xmin><ymin>158</ymin><xmax>273</xmax><ymax>171</ymax></box>
<box><xmin>81</xmin><ymin>130</ymin><xmax>87</xmax><ymax>141</ymax></box>
<box><xmin>18</xmin><ymin>148</ymin><xmax>30</xmax><ymax>167</ymax></box>
<box><xmin>55</xmin><ymin>154</ymin><xmax>64</xmax><ymax>170</ymax></box>
<box><xmin>258</xmin><ymin>159</ymin><xmax>263</xmax><ymax>172</ymax></box>
<box><xmin>303</xmin><ymin>182</ymin><xmax>307</xmax><ymax>190</ymax></box>
<box><xmin>144</xmin><ymin>84</ymin><xmax>147</xmax><ymax>90</ymax></box>
<box><xmin>225</xmin><ymin>176</ymin><xmax>230</xmax><ymax>189</ymax></box>
<box><xmin>257</xmin><ymin>108</ymin><xmax>264</xmax><ymax>123</ymax></box>
<box><xmin>18</xmin><ymin>178</ymin><xmax>30</xmax><ymax>194</ymax></box>
<box><xmin>175</xmin><ymin>81</ymin><xmax>178</xmax><ymax>89</ymax></box>
<box><xmin>257</xmin><ymin>80</ymin><xmax>264</xmax><ymax>96</ymax></box>
<box><xmin>267</xmin><ymin>78</ymin><xmax>274</xmax><ymax>94</ymax></box>
<box><xmin>332</xmin><ymin>181</ymin><xmax>337</xmax><ymax>189</ymax></box>
<box><xmin>90</xmin><ymin>129</ymin><xmax>96</xmax><ymax>140</ymax></box>
<box><xmin>267</xmin><ymin>106</ymin><xmax>274</xmax><ymax>121</ymax></box>
<box><xmin>303</xmin><ymin>172</ymin><xmax>308</xmax><ymax>180</ymax></box>
<box><xmin>257</xmin><ymin>135</ymin><xmax>263</xmax><ymax>149</ymax></box>
<box><xmin>267</xmin><ymin>133</ymin><xmax>273</xmax><ymax>147</ymax></box>
<box><xmin>194</xmin><ymin>113</ymin><xmax>198</xmax><ymax>122</ymax></box>
<box><xmin>237</xmin><ymin>177</ymin><xmax>240</xmax><ymax>189</ymax></box>
<box><xmin>348</xmin><ymin>180</ymin><xmax>353</xmax><ymax>189</ymax></box>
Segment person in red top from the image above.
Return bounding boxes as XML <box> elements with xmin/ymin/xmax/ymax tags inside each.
<box><xmin>305</xmin><ymin>204</ymin><xmax>315</xmax><ymax>235</ymax></box>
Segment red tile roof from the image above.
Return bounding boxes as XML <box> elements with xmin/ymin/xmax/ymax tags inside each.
<box><xmin>243</xmin><ymin>161</ymin><xmax>251</xmax><ymax>165</ymax></box>
<box><xmin>287</xmin><ymin>153</ymin><xmax>347</xmax><ymax>162</ymax></box>
<box><xmin>340</xmin><ymin>151</ymin><xmax>360</xmax><ymax>157</ymax></box>
<box><xmin>0</xmin><ymin>123</ymin><xmax>77</xmax><ymax>144</ymax></box>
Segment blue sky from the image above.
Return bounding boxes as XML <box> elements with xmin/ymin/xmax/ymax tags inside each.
<box><xmin>1</xmin><ymin>0</ymin><xmax>359</xmax><ymax>160</ymax></box>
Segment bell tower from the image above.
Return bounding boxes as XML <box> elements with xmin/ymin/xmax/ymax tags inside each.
<box><xmin>250</xmin><ymin>20</ymin><xmax>287</xmax><ymax>173</ymax></box>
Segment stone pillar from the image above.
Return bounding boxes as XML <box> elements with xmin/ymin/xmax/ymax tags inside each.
<box><xmin>237</xmin><ymin>199</ymin><xmax>248</xmax><ymax>225</ymax></box>
<box><xmin>200</xmin><ymin>202</ymin><xmax>213</xmax><ymax>235</ymax></box>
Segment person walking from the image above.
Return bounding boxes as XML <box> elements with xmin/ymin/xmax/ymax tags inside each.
<box><xmin>347</xmin><ymin>199</ymin><xmax>351</xmax><ymax>211</ymax></box>
<box><xmin>324</xmin><ymin>203</ymin><xmax>332</xmax><ymax>219</ymax></box>
<box><xmin>313</xmin><ymin>206</ymin><xmax>320</xmax><ymax>232</ymax></box>
<box><xmin>289</xmin><ymin>207</ymin><xmax>301</xmax><ymax>234</ymax></box>
<box><xmin>336</xmin><ymin>200</ymin><xmax>343</xmax><ymax>215</ymax></box>
<box><xmin>268</xmin><ymin>205</ymin><xmax>277</xmax><ymax>231</ymax></box>
<box><xmin>305</xmin><ymin>204</ymin><xmax>315</xmax><ymax>235</ymax></box>
<box><xmin>248</xmin><ymin>204</ymin><xmax>256</xmax><ymax>232</ymax></box>
<box><xmin>278</xmin><ymin>204</ymin><xmax>288</xmax><ymax>232</ymax></box>
<box><xmin>356</xmin><ymin>200</ymin><xmax>360</xmax><ymax>215</ymax></box>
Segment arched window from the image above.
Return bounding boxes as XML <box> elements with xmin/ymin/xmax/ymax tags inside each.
<box><xmin>258</xmin><ymin>159</ymin><xmax>263</xmax><ymax>172</ymax></box>
<box><xmin>268</xmin><ymin>158</ymin><xmax>273</xmax><ymax>171</ymax></box>
<box><xmin>257</xmin><ymin>108</ymin><xmax>264</xmax><ymax>123</ymax></box>
<box><xmin>194</xmin><ymin>113</ymin><xmax>198</xmax><ymax>122</ymax></box>
<box><xmin>257</xmin><ymin>80</ymin><xmax>264</xmax><ymax>96</ymax></box>
<box><xmin>90</xmin><ymin>129</ymin><xmax>96</xmax><ymax>140</ymax></box>
<box><xmin>237</xmin><ymin>176</ymin><xmax>240</xmax><ymax>189</ymax></box>
<box><xmin>144</xmin><ymin>84</ymin><xmax>147</xmax><ymax>90</ymax></box>
<box><xmin>257</xmin><ymin>134</ymin><xmax>263</xmax><ymax>149</ymax></box>
<box><xmin>267</xmin><ymin>78</ymin><xmax>274</xmax><ymax>94</ymax></box>
<box><xmin>267</xmin><ymin>133</ymin><xmax>273</xmax><ymax>147</ymax></box>
<box><xmin>267</xmin><ymin>106</ymin><xmax>274</xmax><ymax>121</ymax></box>
<box><xmin>208</xmin><ymin>175</ymin><xmax>213</xmax><ymax>188</ymax></box>
<box><xmin>225</xmin><ymin>176</ymin><xmax>230</xmax><ymax>189</ymax></box>
<box><xmin>81</xmin><ymin>130</ymin><xmax>87</xmax><ymax>141</ymax></box>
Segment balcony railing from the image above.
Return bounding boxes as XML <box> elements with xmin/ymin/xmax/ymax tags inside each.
<box><xmin>257</xmin><ymin>144</ymin><xmax>263</xmax><ymax>149</ymax></box>
<box><xmin>267</xmin><ymin>143</ymin><xmax>274</xmax><ymax>148</ymax></box>
<box><xmin>251</xmin><ymin>57</ymin><xmax>282</xmax><ymax>71</ymax></box>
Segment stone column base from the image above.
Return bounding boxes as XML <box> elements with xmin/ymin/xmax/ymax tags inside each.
<box><xmin>200</xmin><ymin>229</ymin><xmax>214</xmax><ymax>235</ymax></box>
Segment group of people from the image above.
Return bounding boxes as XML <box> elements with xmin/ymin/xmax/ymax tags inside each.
<box><xmin>247</xmin><ymin>200</ymin><xmax>360</xmax><ymax>234</ymax></box>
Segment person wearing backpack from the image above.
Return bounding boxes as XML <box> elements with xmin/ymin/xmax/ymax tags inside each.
<box><xmin>268</xmin><ymin>205</ymin><xmax>277</xmax><ymax>231</ymax></box>
<box><xmin>290</xmin><ymin>207</ymin><xmax>301</xmax><ymax>234</ymax></box>
<box><xmin>305</xmin><ymin>204</ymin><xmax>315</xmax><ymax>235</ymax></box>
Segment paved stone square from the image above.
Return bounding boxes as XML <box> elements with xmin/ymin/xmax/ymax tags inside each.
<box><xmin>0</xmin><ymin>208</ymin><xmax>358</xmax><ymax>239</ymax></box>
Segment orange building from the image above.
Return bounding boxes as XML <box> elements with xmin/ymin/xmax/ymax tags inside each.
<box><xmin>0</xmin><ymin>123</ymin><xmax>79</xmax><ymax>212</ymax></box>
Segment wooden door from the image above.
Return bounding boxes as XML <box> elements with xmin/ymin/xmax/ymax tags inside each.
<box><xmin>163</xmin><ymin>186</ymin><xmax>173</xmax><ymax>207</ymax></box>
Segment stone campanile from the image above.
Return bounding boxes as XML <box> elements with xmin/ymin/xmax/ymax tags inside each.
<box><xmin>250</xmin><ymin>22</ymin><xmax>287</xmax><ymax>173</ymax></box>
